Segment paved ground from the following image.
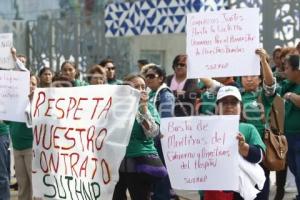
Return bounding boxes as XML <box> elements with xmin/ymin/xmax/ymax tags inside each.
<box><xmin>10</xmin><ymin>172</ymin><xmax>297</xmax><ymax>200</ymax></box>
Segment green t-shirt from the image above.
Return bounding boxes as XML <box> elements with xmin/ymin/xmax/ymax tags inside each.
<box><xmin>200</xmin><ymin>89</ymin><xmax>274</xmax><ymax>139</ymax></box>
<box><xmin>242</xmin><ymin>90</ymin><xmax>274</xmax><ymax>138</ymax></box>
<box><xmin>107</xmin><ymin>79</ymin><xmax>123</xmax><ymax>85</ymax></box>
<box><xmin>239</xmin><ymin>122</ymin><xmax>266</xmax><ymax>151</ymax></box>
<box><xmin>0</xmin><ymin>122</ymin><xmax>9</xmax><ymax>136</ymax></box>
<box><xmin>73</xmin><ymin>79</ymin><xmax>89</xmax><ymax>87</ymax></box>
<box><xmin>199</xmin><ymin>91</ymin><xmax>217</xmax><ymax>115</ymax></box>
<box><xmin>277</xmin><ymin>80</ymin><xmax>300</xmax><ymax>134</ymax></box>
<box><xmin>125</xmin><ymin>103</ymin><xmax>160</xmax><ymax>157</ymax></box>
<box><xmin>8</xmin><ymin>122</ymin><xmax>33</xmax><ymax>150</ymax></box>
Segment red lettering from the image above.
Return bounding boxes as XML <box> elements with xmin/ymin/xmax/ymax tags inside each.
<box><xmin>45</xmin><ymin>98</ymin><xmax>55</xmax><ymax>117</ymax></box>
<box><xmin>79</xmin><ymin>156</ymin><xmax>88</xmax><ymax>178</ymax></box>
<box><xmin>66</xmin><ymin>97</ymin><xmax>77</xmax><ymax>118</ymax></box>
<box><xmin>91</xmin><ymin>97</ymin><xmax>104</xmax><ymax>120</ymax></box>
<box><xmin>42</xmin><ymin>125</ymin><xmax>54</xmax><ymax>150</ymax></box>
<box><xmin>95</xmin><ymin>128</ymin><xmax>107</xmax><ymax>151</ymax></box>
<box><xmin>40</xmin><ymin>151</ymin><xmax>48</xmax><ymax>173</ymax></box>
<box><xmin>49</xmin><ymin>152</ymin><xmax>59</xmax><ymax>173</ymax></box>
<box><xmin>97</xmin><ymin>97</ymin><xmax>112</xmax><ymax>119</ymax></box>
<box><xmin>33</xmin><ymin>91</ymin><xmax>45</xmax><ymax>117</ymax></box>
<box><xmin>61</xmin><ymin>153</ymin><xmax>69</xmax><ymax>175</ymax></box>
<box><xmin>101</xmin><ymin>159</ymin><xmax>111</xmax><ymax>184</ymax></box>
<box><xmin>75</xmin><ymin>128</ymin><xmax>86</xmax><ymax>152</ymax></box>
<box><xmin>73</xmin><ymin>97</ymin><xmax>88</xmax><ymax>120</ymax></box>
<box><xmin>91</xmin><ymin>157</ymin><xmax>98</xmax><ymax>179</ymax></box>
<box><xmin>70</xmin><ymin>153</ymin><xmax>80</xmax><ymax>178</ymax></box>
<box><xmin>55</xmin><ymin>98</ymin><xmax>65</xmax><ymax>119</ymax></box>
<box><xmin>62</xmin><ymin>128</ymin><xmax>75</xmax><ymax>150</ymax></box>
<box><xmin>86</xmin><ymin>126</ymin><xmax>95</xmax><ymax>152</ymax></box>
<box><xmin>53</xmin><ymin>126</ymin><xmax>67</xmax><ymax>149</ymax></box>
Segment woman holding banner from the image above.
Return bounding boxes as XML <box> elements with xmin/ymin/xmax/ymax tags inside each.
<box><xmin>113</xmin><ymin>74</ymin><xmax>167</xmax><ymax>200</ymax></box>
<box><xmin>60</xmin><ymin>60</ymin><xmax>88</xmax><ymax>86</ymax></box>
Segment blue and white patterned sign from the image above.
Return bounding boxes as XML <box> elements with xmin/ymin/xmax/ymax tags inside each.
<box><xmin>105</xmin><ymin>0</ymin><xmax>228</xmax><ymax>37</ymax></box>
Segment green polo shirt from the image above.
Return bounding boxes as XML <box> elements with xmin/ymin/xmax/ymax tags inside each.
<box><xmin>0</xmin><ymin>122</ymin><xmax>9</xmax><ymax>136</ymax></box>
<box><xmin>242</xmin><ymin>90</ymin><xmax>274</xmax><ymax>138</ymax></box>
<box><xmin>107</xmin><ymin>79</ymin><xmax>123</xmax><ymax>85</ymax></box>
<box><xmin>239</xmin><ymin>122</ymin><xmax>266</xmax><ymax>151</ymax></box>
<box><xmin>8</xmin><ymin>122</ymin><xmax>33</xmax><ymax>150</ymax></box>
<box><xmin>126</xmin><ymin>103</ymin><xmax>160</xmax><ymax>158</ymax></box>
<box><xmin>277</xmin><ymin>80</ymin><xmax>300</xmax><ymax>134</ymax></box>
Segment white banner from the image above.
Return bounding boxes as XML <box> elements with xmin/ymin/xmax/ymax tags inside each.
<box><xmin>161</xmin><ymin>115</ymin><xmax>240</xmax><ymax>190</ymax></box>
<box><xmin>0</xmin><ymin>33</ymin><xmax>14</xmax><ymax>69</ymax></box>
<box><xmin>186</xmin><ymin>8</ymin><xmax>260</xmax><ymax>78</ymax></box>
<box><xmin>0</xmin><ymin>70</ymin><xmax>29</xmax><ymax>122</ymax></box>
<box><xmin>31</xmin><ymin>85</ymin><xmax>140</xmax><ymax>200</ymax></box>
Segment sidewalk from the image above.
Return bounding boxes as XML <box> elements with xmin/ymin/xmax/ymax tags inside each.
<box><xmin>10</xmin><ymin>172</ymin><xmax>297</xmax><ymax>200</ymax></box>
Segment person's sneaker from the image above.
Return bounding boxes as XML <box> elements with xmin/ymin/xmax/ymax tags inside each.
<box><xmin>10</xmin><ymin>182</ymin><xmax>18</xmax><ymax>191</ymax></box>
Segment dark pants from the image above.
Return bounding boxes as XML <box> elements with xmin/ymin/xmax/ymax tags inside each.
<box><xmin>152</xmin><ymin>137</ymin><xmax>172</xmax><ymax>200</ymax></box>
<box><xmin>286</xmin><ymin>134</ymin><xmax>300</xmax><ymax>200</ymax></box>
<box><xmin>274</xmin><ymin>167</ymin><xmax>287</xmax><ymax>200</ymax></box>
<box><xmin>255</xmin><ymin>163</ymin><xmax>270</xmax><ymax>200</ymax></box>
<box><xmin>0</xmin><ymin>135</ymin><xmax>10</xmax><ymax>200</ymax></box>
<box><xmin>113</xmin><ymin>172</ymin><xmax>154</xmax><ymax>200</ymax></box>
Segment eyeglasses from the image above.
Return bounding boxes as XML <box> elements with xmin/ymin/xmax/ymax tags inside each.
<box><xmin>176</xmin><ymin>63</ymin><xmax>186</xmax><ymax>68</ymax></box>
<box><xmin>107</xmin><ymin>67</ymin><xmax>115</xmax><ymax>71</ymax></box>
<box><xmin>145</xmin><ymin>74</ymin><xmax>159</xmax><ymax>79</ymax></box>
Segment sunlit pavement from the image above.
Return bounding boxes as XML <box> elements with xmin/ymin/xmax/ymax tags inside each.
<box><xmin>10</xmin><ymin>172</ymin><xmax>297</xmax><ymax>200</ymax></box>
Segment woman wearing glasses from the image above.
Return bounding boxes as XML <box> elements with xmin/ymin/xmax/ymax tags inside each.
<box><xmin>113</xmin><ymin>74</ymin><xmax>167</xmax><ymax>200</ymax></box>
<box><xmin>166</xmin><ymin>54</ymin><xmax>199</xmax><ymax>116</ymax></box>
<box><xmin>144</xmin><ymin>65</ymin><xmax>176</xmax><ymax>200</ymax></box>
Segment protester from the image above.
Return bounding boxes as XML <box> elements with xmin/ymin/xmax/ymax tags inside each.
<box><xmin>99</xmin><ymin>58</ymin><xmax>122</xmax><ymax>85</ymax></box>
<box><xmin>86</xmin><ymin>64</ymin><xmax>107</xmax><ymax>85</ymax></box>
<box><xmin>38</xmin><ymin>67</ymin><xmax>53</xmax><ymax>88</ymax></box>
<box><xmin>113</xmin><ymin>74</ymin><xmax>166</xmax><ymax>200</ymax></box>
<box><xmin>4</xmin><ymin>74</ymin><xmax>38</xmax><ymax>200</ymax></box>
<box><xmin>204</xmin><ymin>85</ymin><xmax>266</xmax><ymax>200</ymax></box>
<box><xmin>60</xmin><ymin>60</ymin><xmax>88</xmax><ymax>86</ymax></box>
<box><xmin>0</xmin><ymin>121</ymin><xmax>10</xmax><ymax>199</ymax></box>
<box><xmin>137</xmin><ymin>59</ymin><xmax>149</xmax><ymax>71</ymax></box>
<box><xmin>166</xmin><ymin>54</ymin><xmax>199</xmax><ymax>116</ymax></box>
<box><xmin>277</xmin><ymin>54</ymin><xmax>300</xmax><ymax>200</ymax></box>
<box><xmin>273</xmin><ymin>47</ymin><xmax>299</xmax><ymax>200</ymax></box>
<box><xmin>144</xmin><ymin>64</ymin><xmax>176</xmax><ymax>200</ymax></box>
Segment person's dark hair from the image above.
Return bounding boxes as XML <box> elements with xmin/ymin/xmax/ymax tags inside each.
<box><xmin>172</xmin><ymin>54</ymin><xmax>187</xmax><ymax>70</ymax></box>
<box><xmin>51</xmin><ymin>74</ymin><xmax>74</xmax><ymax>87</ymax></box>
<box><xmin>86</xmin><ymin>64</ymin><xmax>106</xmax><ymax>82</ymax></box>
<box><xmin>99</xmin><ymin>58</ymin><xmax>114</xmax><ymax>67</ymax></box>
<box><xmin>138</xmin><ymin>59</ymin><xmax>149</xmax><ymax>66</ymax></box>
<box><xmin>272</xmin><ymin>47</ymin><xmax>282</xmax><ymax>58</ymax></box>
<box><xmin>60</xmin><ymin>60</ymin><xmax>80</xmax><ymax>79</ymax></box>
<box><xmin>144</xmin><ymin>65</ymin><xmax>166</xmax><ymax>82</ymax></box>
<box><xmin>38</xmin><ymin>67</ymin><xmax>53</xmax><ymax>77</ymax></box>
<box><xmin>286</xmin><ymin>54</ymin><xmax>300</xmax><ymax>70</ymax></box>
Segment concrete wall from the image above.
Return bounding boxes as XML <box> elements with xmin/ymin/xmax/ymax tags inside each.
<box><xmin>130</xmin><ymin>33</ymin><xmax>186</xmax><ymax>75</ymax></box>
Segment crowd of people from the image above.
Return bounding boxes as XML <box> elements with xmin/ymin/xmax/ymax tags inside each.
<box><xmin>0</xmin><ymin>42</ymin><xmax>299</xmax><ymax>200</ymax></box>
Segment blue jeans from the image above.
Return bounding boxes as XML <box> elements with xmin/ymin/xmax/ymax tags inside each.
<box><xmin>0</xmin><ymin>135</ymin><xmax>10</xmax><ymax>200</ymax></box>
<box><xmin>286</xmin><ymin>134</ymin><xmax>300</xmax><ymax>200</ymax></box>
